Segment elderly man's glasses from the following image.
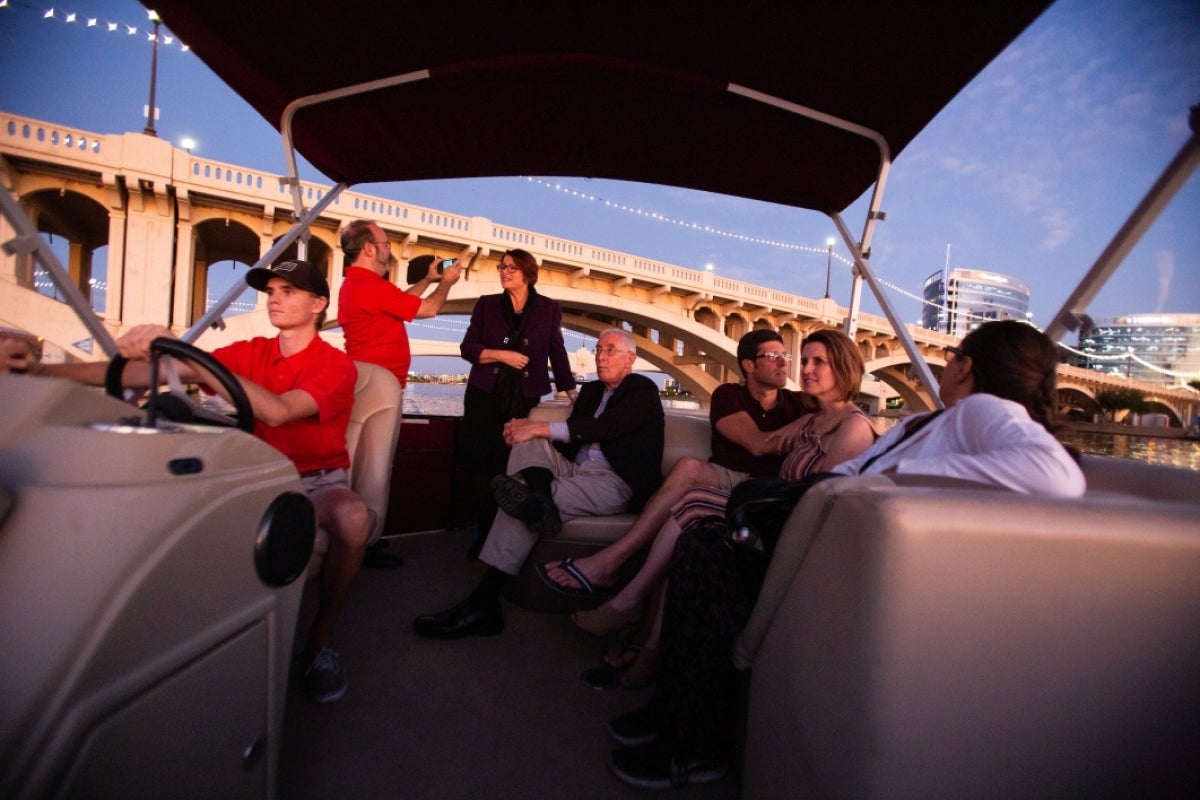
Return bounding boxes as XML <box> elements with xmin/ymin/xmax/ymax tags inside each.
<box><xmin>944</xmin><ymin>345</ymin><xmax>966</xmax><ymax>361</ymax></box>
<box><xmin>594</xmin><ymin>346</ymin><xmax>630</xmax><ymax>357</ymax></box>
<box><xmin>369</xmin><ymin>239</ymin><xmax>390</xmax><ymax>249</ymax></box>
<box><xmin>755</xmin><ymin>352</ymin><xmax>793</xmax><ymax>363</ymax></box>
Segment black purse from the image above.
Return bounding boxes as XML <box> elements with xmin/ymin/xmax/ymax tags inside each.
<box><xmin>724</xmin><ymin>473</ymin><xmax>839</xmax><ymax>556</ymax></box>
<box><xmin>492</xmin><ymin>290</ymin><xmax>535</xmax><ymax>421</ymax></box>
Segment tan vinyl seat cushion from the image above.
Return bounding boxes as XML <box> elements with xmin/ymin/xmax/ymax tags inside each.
<box><xmin>741</xmin><ymin>473</ymin><xmax>1200</xmax><ymax>798</ymax></box>
<box><xmin>309</xmin><ymin>362</ymin><xmax>403</xmax><ymax>574</ymax></box>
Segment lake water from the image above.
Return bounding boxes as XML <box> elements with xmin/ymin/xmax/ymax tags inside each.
<box><xmin>403</xmin><ymin>383</ymin><xmax>1200</xmax><ymax>472</ymax></box>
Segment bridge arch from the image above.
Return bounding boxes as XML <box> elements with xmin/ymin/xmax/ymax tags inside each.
<box><xmin>13</xmin><ymin>184</ymin><xmax>110</xmax><ymax>311</ymax></box>
<box><xmin>863</xmin><ymin>353</ymin><xmax>945</xmax><ymax>413</ymax></box>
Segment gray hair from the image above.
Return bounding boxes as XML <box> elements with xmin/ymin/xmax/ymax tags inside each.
<box><xmin>597</xmin><ymin>328</ymin><xmax>636</xmax><ymax>353</ymax></box>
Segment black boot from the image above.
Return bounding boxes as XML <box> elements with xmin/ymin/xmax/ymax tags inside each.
<box><xmin>520</xmin><ymin>467</ymin><xmax>555</xmax><ymax>499</ymax></box>
<box><xmin>412</xmin><ymin>569</ymin><xmax>505</xmax><ymax>639</ymax></box>
<box><xmin>491</xmin><ymin>472</ymin><xmax>562</xmax><ymax>537</ymax></box>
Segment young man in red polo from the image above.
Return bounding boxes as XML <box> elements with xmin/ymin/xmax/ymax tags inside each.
<box><xmin>27</xmin><ymin>260</ymin><xmax>367</xmax><ymax>704</ymax></box>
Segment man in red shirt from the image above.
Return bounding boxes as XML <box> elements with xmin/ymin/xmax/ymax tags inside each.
<box><xmin>32</xmin><ymin>260</ymin><xmax>368</xmax><ymax>704</ymax></box>
<box><xmin>337</xmin><ymin>219</ymin><xmax>463</xmax><ymax>386</ymax></box>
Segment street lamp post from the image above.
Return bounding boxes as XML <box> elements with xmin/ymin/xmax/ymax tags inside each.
<box><xmin>823</xmin><ymin>237</ymin><xmax>835</xmax><ymax>298</ymax></box>
<box><xmin>143</xmin><ymin>11</ymin><xmax>161</xmax><ymax>136</ymax></box>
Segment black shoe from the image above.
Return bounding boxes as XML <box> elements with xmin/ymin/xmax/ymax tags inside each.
<box><xmin>608</xmin><ymin>702</ymin><xmax>661</xmax><ymax>747</ymax></box>
<box><xmin>610</xmin><ymin>741</ymin><xmax>728</xmax><ymax>790</ymax></box>
<box><xmin>491</xmin><ymin>475</ymin><xmax>562</xmax><ymax>537</ymax></box>
<box><xmin>413</xmin><ymin>595</ymin><xmax>504</xmax><ymax>640</ymax></box>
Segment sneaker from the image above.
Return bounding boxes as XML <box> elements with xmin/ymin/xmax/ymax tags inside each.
<box><xmin>610</xmin><ymin>741</ymin><xmax>728</xmax><ymax>790</ymax></box>
<box><xmin>302</xmin><ymin>645</ymin><xmax>348</xmax><ymax>703</ymax></box>
<box><xmin>608</xmin><ymin>703</ymin><xmax>661</xmax><ymax>747</ymax></box>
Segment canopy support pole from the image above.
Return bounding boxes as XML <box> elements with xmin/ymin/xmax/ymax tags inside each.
<box><xmin>0</xmin><ymin>172</ymin><xmax>119</xmax><ymax>357</ymax></box>
<box><xmin>1044</xmin><ymin>105</ymin><xmax>1199</xmax><ymax>343</ymax></box>
<box><xmin>279</xmin><ymin>69</ymin><xmax>432</xmax><ymax>215</ymax></box>
<box><xmin>726</xmin><ymin>84</ymin><xmax>940</xmax><ymax>404</ymax></box>
<box><xmin>832</xmin><ymin>210</ymin><xmax>944</xmax><ymax>408</ymax></box>
<box><xmin>185</xmin><ymin>184</ymin><xmax>345</xmax><ymax>342</ymax></box>
<box><xmin>725</xmin><ymin>84</ymin><xmax>895</xmax><ymax>339</ymax></box>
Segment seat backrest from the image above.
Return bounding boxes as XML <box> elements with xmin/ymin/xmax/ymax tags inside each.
<box><xmin>732</xmin><ymin>474</ymin><xmax>887</xmax><ymax>668</ymax></box>
<box><xmin>346</xmin><ymin>362</ymin><xmax>404</xmax><ymax>543</ymax></box>
<box><xmin>1081</xmin><ymin>453</ymin><xmax>1199</xmax><ymax>502</ymax></box>
<box><xmin>742</xmin><ymin>479</ymin><xmax>1200</xmax><ymax>798</ymax></box>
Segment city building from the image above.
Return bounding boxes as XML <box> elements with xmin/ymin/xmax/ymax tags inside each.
<box><xmin>1078</xmin><ymin>314</ymin><xmax>1200</xmax><ymax>389</ymax></box>
<box><xmin>921</xmin><ymin>268</ymin><xmax>1031</xmax><ymax>337</ymax></box>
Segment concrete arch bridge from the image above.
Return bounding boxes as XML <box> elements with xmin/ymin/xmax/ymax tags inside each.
<box><xmin>2</xmin><ymin>111</ymin><xmax>1195</xmax><ymax>424</ymax></box>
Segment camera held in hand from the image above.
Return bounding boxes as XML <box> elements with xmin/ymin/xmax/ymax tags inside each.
<box><xmin>405</xmin><ymin>254</ymin><xmax>456</xmax><ymax>284</ymax></box>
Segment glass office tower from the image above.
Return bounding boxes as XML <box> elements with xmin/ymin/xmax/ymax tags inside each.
<box><xmin>922</xmin><ymin>268</ymin><xmax>1030</xmax><ymax>337</ymax></box>
<box><xmin>1079</xmin><ymin>313</ymin><xmax>1200</xmax><ymax>388</ymax></box>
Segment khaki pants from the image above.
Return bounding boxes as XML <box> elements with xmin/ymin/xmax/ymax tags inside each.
<box><xmin>479</xmin><ymin>438</ymin><xmax>632</xmax><ymax>574</ymax></box>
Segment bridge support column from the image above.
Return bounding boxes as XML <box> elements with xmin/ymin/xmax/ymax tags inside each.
<box><xmin>104</xmin><ymin>201</ymin><xmax>127</xmax><ymax>323</ymax></box>
<box><xmin>119</xmin><ymin>188</ymin><xmax>176</xmax><ymax>327</ymax></box>
<box><xmin>255</xmin><ymin>234</ymin><xmax>274</xmax><ymax>311</ymax></box>
<box><xmin>172</xmin><ymin>199</ymin><xmax>195</xmax><ymax>329</ymax></box>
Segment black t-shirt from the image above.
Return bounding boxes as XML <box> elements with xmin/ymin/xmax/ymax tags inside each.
<box><xmin>708</xmin><ymin>383</ymin><xmax>808</xmax><ymax>476</ymax></box>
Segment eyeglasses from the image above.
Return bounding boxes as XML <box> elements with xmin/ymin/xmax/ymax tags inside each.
<box><xmin>944</xmin><ymin>345</ymin><xmax>967</xmax><ymax>361</ymax></box>
<box><xmin>594</xmin><ymin>346</ymin><xmax>631</xmax><ymax>358</ymax></box>
<box><xmin>369</xmin><ymin>239</ymin><xmax>390</xmax><ymax>249</ymax></box>
<box><xmin>497</xmin><ymin>263</ymin><xmax>519</xmax><ymax>273</ymax></box>
<box><xmin>754</xmin><ymin>352</ymin><xmax>793</xmax><ymax>363</ymax></box>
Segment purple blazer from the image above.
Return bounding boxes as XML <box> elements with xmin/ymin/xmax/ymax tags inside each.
<box><xmin>460</xmin><ymin>291</ymin><xmax>577</xmax><ymax>400</ymax></box>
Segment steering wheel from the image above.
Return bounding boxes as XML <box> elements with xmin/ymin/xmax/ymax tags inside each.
<box><xmin>105</xmin><ymin>337</ymin><xmax>255</xmax><ymax>433</ymax></box>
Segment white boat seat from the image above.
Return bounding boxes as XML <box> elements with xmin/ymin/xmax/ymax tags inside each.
<box><xmin>308</xmin><ymin>362</ymin><xmax>403</xmax><ymax>575</ymax></box>
<box><xmin>741</xmin><ymin>471</ymin><xmax>1200</xmax><ymax>798</ymax></box>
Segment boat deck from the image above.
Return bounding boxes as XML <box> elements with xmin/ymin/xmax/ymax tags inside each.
<box><xmin>280</xmin><ymin>528</ymin><xmax>741</xmax><ymax>799</ymax></box>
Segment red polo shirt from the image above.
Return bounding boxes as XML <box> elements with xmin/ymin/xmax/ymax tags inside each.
<box><xmin>338</xmin><ymin>266</ymin><xmax>422</xmax><ymax>386</ymax></box>
<box><xmin>212</xmin><ymin>335</ymin><xmax>355</xmax><ymax>474</ymax></box>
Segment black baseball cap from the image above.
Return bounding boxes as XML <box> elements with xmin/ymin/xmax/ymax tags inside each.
<box><xmin>246</xmin><ymin>259</ymin><xmax>330</xmax><ymax>299</ymax></box>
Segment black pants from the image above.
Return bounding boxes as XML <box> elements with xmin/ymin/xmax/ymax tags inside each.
<box><xmin>657</xmin><ymin>521</ymin><xmax>768</xmax><ymax>763</ymax></box>
<box><xmin>462</xmin><ymin>383</ymin><xmax>540</xmax><ymax>540</ymax></box>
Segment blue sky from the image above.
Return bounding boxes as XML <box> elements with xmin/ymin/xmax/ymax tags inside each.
<box><xmin>1</xmin><ymin>0</ymin><xmax>1198</xmax><ymax>347</ymax></box>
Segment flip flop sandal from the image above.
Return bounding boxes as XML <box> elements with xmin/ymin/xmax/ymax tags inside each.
<box><xmin>535</xmin><ymin>557</ymin><xmax>617</xmax><ymax>602</ymax></box>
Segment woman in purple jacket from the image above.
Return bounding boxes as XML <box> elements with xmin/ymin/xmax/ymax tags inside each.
<box><xmin>461</xmin><ymin>249</ymin><xmax>578</xmax><ymax>557</ymax></box>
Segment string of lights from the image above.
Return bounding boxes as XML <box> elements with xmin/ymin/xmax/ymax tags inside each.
<box><xmin>524</xmin><ymin>178</ymin><xmax>836</xmax><ymax>257</ymax></box>
<box><xmin>527</xmin><ymin>177</ymin><xmax>1014</xmax><ymax>329</ymax></box>
<box><xmin>0</xmin><ymin>2</ymin><xmax>188</xmax><ymax>50</ymax></box>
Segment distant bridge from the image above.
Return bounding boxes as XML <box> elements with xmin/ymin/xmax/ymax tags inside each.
<box><xmin>2</xmin><ymin>111</ymin><xmax>1195</xmax><ymax>423</ymax></box>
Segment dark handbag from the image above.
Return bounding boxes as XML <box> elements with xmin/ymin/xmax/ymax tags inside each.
<box><xmin>725</xmin><ymin>472</ymin><xmax>838</xmax><ymax>556</ymax></box>
<box><xmin>491</xmin><ymin>363</ymin><xmax>525</xmax><ymax>421</ymax></box>
<box><xmin>490</xmin><ymin>289</ymin><xmax>535</xmax><ymax>421</ymax></box>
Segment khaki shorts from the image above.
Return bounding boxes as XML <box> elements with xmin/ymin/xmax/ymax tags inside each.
<box><xmin>300</xmin><ymin>467</ymin><xmax>350</xmax><ymax>500</ymax></box>
<box><xmin>710</xmin><ymin>463</ymin><xmax>750</xmax><ymax>492</ymax></box>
